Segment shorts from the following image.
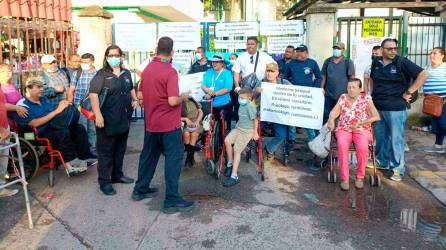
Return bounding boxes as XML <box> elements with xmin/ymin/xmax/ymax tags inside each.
<box><xmin>225</xmin><ymin>127</ymin><xmax>254</xmax><ymax>153</ymax></box>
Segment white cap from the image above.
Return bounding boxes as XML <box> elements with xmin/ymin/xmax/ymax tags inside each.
<box><xmin>41</xmin><ymin>54</ymin><xmax>56</xmax><ymax>64</ymax></box>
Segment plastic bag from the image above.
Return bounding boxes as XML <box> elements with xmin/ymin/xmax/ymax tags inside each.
<box><xmin>308</xmin><ymin>125</ymin><xmax>331</xmax><ymax>158</ymax></box>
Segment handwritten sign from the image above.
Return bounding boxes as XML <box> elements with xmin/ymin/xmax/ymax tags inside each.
<box><xmin>114</xmin><ymin>23</ymin><xmax>157</xmax><ymax>52</ymax></box>
<box><xmin>260</xmin><ymin>83</ymin><xmax>324</xmax><ymax>130</ymax></box>
<box><xmin>179</xmin><ymin>72</ymin><xmax>205</xmax><ymax>101</ymax></box>
<box><xmin>215</xmin><ymin>22</ymin><xmax>259</xmax><ymax>37</ymax></box>
<box><xmin>260</xmin><ymin>20</ymin><xmax>304</xmax><ymax>36</ymax></box>
<box><xmin>158</xmin><ymin>22</ymin><xmax>201</xmax><ymax>50</ymax></box>
<box><xmin>267</xmin><ymin>36</ymin><xmax>303</xmax><ymax>54</ymax></box>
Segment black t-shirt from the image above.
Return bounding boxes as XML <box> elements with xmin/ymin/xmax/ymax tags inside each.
<box><xmin>189</xmin><ymin>60</ymin><xmax>212</xmax><ymax>74</ymax></box>
<box><xmin>371</xmin><ymin>55</ymin><xmax>423</xmax><ymax>111</ymax></box>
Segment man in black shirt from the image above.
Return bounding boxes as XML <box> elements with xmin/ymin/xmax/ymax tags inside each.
<box><xmin>370</xmin><ymin>38</ymin><xmax>429</xmax><ymax>181</ymax></box>
<box><xmin>277</xmin><ymin>45</ymin><xmax>294</xmax><ymax>76</ymax></box>
<box><xmin>189</xmin><ymin>46</ymin><xmax>212</xmax><ymax>74</ymax></box>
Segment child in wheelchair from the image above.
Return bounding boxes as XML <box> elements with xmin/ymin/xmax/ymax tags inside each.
<box><xmin>181</xmin><ymin>97</ymin><xmax>203</xmax><ymax>168</ymax></box>
<box><xmin>223</xmin><ymin>87</ymin><xmax>258</xmax><ymax>187</ymax></box>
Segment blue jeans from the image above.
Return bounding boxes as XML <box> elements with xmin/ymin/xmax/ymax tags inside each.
<box><xmin>306</xmin><ymin>129</ymin><xmax>316</xmax><ymax>142</ymax></box>
<box><xmin>288</xmin><ymin>127</ymin><xmax>316</xmax><ymax>142</ymax></box>
<box><xmin>265</xmin><ymin>123</ymin><xmax>288</xmax><ymax>154</ymax></box>
<box><xmin>433</xmin><ymin>102</ymin><xmax>446</xmax><ymax>145</ymax></box>
<box><xmin>133</xmin><ymin>129</ymin><xmax>184</xmax><ymax>206</ymax></box>
<box><xmin>374</xmin><ymin>110</ymin><xmax>408</xmax><ymax>175</ymax></box>
<box><xmin>79</xmin><ymin>114</ymin><xmax>97</xmax><ymax>155</ymax></box>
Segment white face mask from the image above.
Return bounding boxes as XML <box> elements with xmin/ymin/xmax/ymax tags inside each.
<box><xmin>81</xmin><ymin>63</ymin><xmax>91</xmax><ymax>71</ymax></box>
<box><xmin>47</xmin><ymin>68</ymin><xmax>56</xmax><ymax>73</ymax></box>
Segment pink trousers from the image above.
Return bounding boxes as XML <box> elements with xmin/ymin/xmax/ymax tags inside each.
<box><xmin>335</xmin><ymin>130</ymin><xmax>372</xmax><ymax>181</ymax></box>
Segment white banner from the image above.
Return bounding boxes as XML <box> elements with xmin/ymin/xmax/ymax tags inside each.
<box><xmin>260</xmin><ymin>83</ymin><xmax>324</xmax><ymax>130</ymax></box>
<box><xmin>267</xmin><ymin>36</ymin><xmax>303</xmax><ymax>54</ymax></box>
<box><xmin>350</xmin><ymin>37</ymin><xmax>383</xmax><ymax>85</ymax></box>
<box><xmin>214</xmin><ymin>39</ymin><xmax>246</xmax><ymax>50</ymax></box>
<box><xmin>215</xmin><ymin>22</ymin><xmax>259</xmax><ymax>37</ymax></box>
<box><xmin>114</xmin><ymin>23</ymin><xmax>157</xmax><ymax>52</ymax></box>
<box><xmin>158</xmin><ymin>22</ymin><xmax>201</xmax><ymax>50</ymax></box>
<box><xmin>172</xmin><ymin>52</ymin><xmax>193</xmax><ymax>74</ymax></box>
<box><xmin>179</xmin><ymin>72</ymin><xmax>205</xmax><ymax>102</ymax></box>
<box><xmin>260</xmin><ymin>20</ymin><xmax>305</xmax><ymax>36</ymax></box>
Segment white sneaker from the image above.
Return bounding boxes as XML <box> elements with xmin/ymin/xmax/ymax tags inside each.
<box><xmin>65</xmin><ymin>162</ymin><xmax>88</xmax><ymax>176</ymax></box>
<box><xmin>0</xmin><ymin>188</ymin><xmax>19</xmax><ymax>197</ymax></box>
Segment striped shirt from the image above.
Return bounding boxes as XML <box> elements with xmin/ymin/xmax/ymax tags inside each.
<box><xmin>424</xmin><ymin>63</ymin><xmax>446</xmax><ymax>98</ymax></box>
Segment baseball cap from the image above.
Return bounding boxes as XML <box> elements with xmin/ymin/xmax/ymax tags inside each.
<box><xmin>210</xmin><ymin>53</ymin><xmax>225</xmax><ymax>62</ymax></box>
<box><xmin>41</xmin><ymin>54</ymin><xmax>57</xmax><ymax>64</ymax></box>
<box><xmin>295</xmin><ymin>44</ymin><xmax>308</xmax><ymax>52</ymax></box>
<box><xmin>266</xmin><ymin>62</ymin><xmax>279</xmax><ymax>72</ymax></box>
<box><xmin>333</xmin><ymin>42</ymin><xmax>346</xmax><ymax>49</ymax></box>
<box><xmin>25</xmin><ymin>78</ymin><xmax>44</xmax><ymax>88</ymax></box>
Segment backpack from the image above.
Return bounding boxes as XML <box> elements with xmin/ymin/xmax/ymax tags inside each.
<box><xmin>370</xmin><ymin>56</ymin><xmax>418</xmax><ymax>104</ymax></box>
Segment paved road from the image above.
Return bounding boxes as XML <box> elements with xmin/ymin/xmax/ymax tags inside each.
<box><xmin>0</xmin><ymin>121</ymin><xmax>445</xmax><ymax>249</ymax></box>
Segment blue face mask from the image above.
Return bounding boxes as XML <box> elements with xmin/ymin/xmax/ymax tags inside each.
<box><xmin>107</xmin><ymin>57</ymin><xmax>121</xmax><ymax>68</ymax></box>
<box><xmin>238</xmin><ymin>98</ymin><xmax>248</xmax><ymax>106</ymax></box>
<box><xmin>195</xmin><ymin>53</ymin><xmax>202</xmax><ymax>61</ymax></box>
<box><xmin>333</xmin><ymin>49</ymin><xmax>342</xmax><ymax>57</ymax></box>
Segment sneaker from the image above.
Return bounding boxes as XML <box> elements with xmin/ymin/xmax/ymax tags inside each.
<box><xmin>340</xmin><ymin>180</ymin><xmax>349</xmax><ymax>191</ymax></box>
<box><xmin>223</xmin><ymin>166</ymin><xmax>232</xmax><ymax>177</ymax></box>
<box><xmin>355</xmin><ymin>179</ymin><xmax>364</xmax><ymax>189</ymax></box>
<box><xmin>0</xmin><ymin>188</ymin><xmax>19</xmax><ymax>197</ymax></box>
<box><xmin>131</xmin><ymin>188</ymin><xmax>159</xmax><ymax>201</ymax></box>
<box><xmin>162</xmin><ymin>200</ymin><xmax>194</xmax><ymax>214</ymax></box>
<box><xmin>223</xmin><ymin>177</ymin><xmax>239</xmax><ymax>187</ymax></box>
<box><xmin>390</xmin><ymin>170</ymin><xmax>402</xmax><ymax>181</ymax></box>
<box><xmin>65</xmin><ymin>162</ymin><xmax>88</xmax><ymax>176</ymax></box>
<box><xmin>423</xmin><ymin>145</ymin><xmax>445</xmax><ymax>154</ymax></box>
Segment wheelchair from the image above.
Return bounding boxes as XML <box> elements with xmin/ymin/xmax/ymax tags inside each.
<box><xmin>243</xmin><ymin>114</ymin><xmax>265</xmax><ymax>181</ymax></box>
<box><xmin>202</xmin><ymin>99</ymin><xmax>227</xmax><ymax>179</ymax></box>
<box><xmin>7</xmin><ymin>127</ymin><xmax>68</xmax><ymax>187</ymax></box>
<box><xmin>325</xmin><ymin>131</ymin><xmax>381</xmax><ymax>187</ymax></box>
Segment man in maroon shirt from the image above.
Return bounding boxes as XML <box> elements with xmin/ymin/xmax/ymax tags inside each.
<box><xmin>132</xmin><ymin>37</ymin><xmax>194</xmax><ymax>214</ymax></box>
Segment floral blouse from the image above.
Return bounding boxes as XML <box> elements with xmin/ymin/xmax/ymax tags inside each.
<box><xmin>336</xmin><ymin>93</ymin><xmax>372</xmax><ymax>133</ymax></box>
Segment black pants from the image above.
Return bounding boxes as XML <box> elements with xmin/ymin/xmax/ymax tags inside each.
<box><xmin>41</xmin><ymin>125</ymin><xmax>90</xmax><ymax>163</ymax></box>
<box><xmin>230</xmin><ymin>89</ymin><xmax>239</xmax><ymax>122</ymax></box>
<box><xmin>96</xmin><ymin>128</ymin><xmax>129</xmax><ymax>186</ymax></box>
<box><xmin>133</xmin><ymin>129</ymin><xmax>184</xmax><ymax>206</ymax></box>
<box><xmin>213</xmin><ymin>103</ymin><xmax>232</xmax><ymax>131</ymax></box>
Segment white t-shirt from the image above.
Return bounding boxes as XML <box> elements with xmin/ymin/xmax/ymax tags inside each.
<box><xmin>137</xmin><ymin>58</ymin><xmax>151</xmax><ymax>73</ymax></box>
<box><xmin>232</xmin><ymin>51</ymin><xmax>275</xmax><ymax>80</ymax></box>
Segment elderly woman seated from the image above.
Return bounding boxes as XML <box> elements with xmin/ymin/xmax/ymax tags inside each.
<box><xmin>181</xmin><ymin>97</ymin><xmax>203</xmax><ymax>168</ymax></box>
<box><xmin>327</xmin><ymin>78</ymin><xmax>380</xmax><ymax>191</ymax></box>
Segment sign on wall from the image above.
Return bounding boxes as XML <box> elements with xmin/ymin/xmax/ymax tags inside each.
<box><xmin>267</xmin><ymin>36</ymin><xmax>303</xmax><ymax>54</ymax></box>
<box><xmin>260</xmin><ymin>84</ymin><xmax>324</xmax><ymax>130</ymax></box>
<box><xmin>215</xmin><ymin>22</ymin><xmax>259</xmax><ymax>37</ymax></box>
<box><xmin>114</xmin><ymin>23</ymin><xmax>157</xmax><ymax>52</ymax></box>
<box><xmin>362</xmin><ymin>18</ymin><xmax>385</xmax><ymax>38</ymax></box>
<box><xmin>214</xmin><ymin>39</ymin><xmax>246</xmax><ymax>50</ymax></box>
<box><xmin>260</xmin><ymin>20</ymin><xmax>304</xmax><ymax>36</ymax></box>
<box><xmin>158</xmin><ymin>22</ymin><xmax>201</xmax><ymax>50</ymax></box>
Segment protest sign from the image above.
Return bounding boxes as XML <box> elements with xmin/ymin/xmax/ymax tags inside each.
<box><xmin>214</xmin><ymin>39</ymin><xmax>246</xmax><ymax>50</ymax></box>
<box><xmin>158</xmin><ymin>22</ymin><xmax>201</xmax><ymax>50</ymax></box>
<box><xmin>267</xmin><ymin>36</ymin><xmax>303</xmax><ymax>54</ymax></box>
<box><xmin>260</xmin><ymin>83</ymin><xmax>324</xmax><ymax>130</ymax></box>
<box><xmin>179</xmin><ymin>72</ymin><xmax>205</xmax><ymax>101</ymax></box>
<box><xmin>215</xmin><ymin>22</ymin><xmax>258</xmax><ymax>37</ymax></box>
<box><xmin>114</xmin><ymin>23</ymin><xmax>157</xmax><ymax>52</ymax></box>
<box><xmin>260</xmin><ymin>20</ymin><xmax>304</xmax><ymax>36</ymax></box>
<box><xmin>362</xmin><ymin>18</ymin><xmax>385</xmax><ymax>38</ymax></box>
<box><xmin>172</xmin><ymin>52</ymin><xmax>193</xmax><ymax>74</ymax></box>
<box><xmin>350</xmin><ymin>37</ymin><xmax>383</xmax><ymax>84</ymax></box>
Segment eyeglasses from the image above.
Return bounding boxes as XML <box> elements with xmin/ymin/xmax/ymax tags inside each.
<box><xmin>383</xmin><ymin>47</ymin><xmax>398</xmax><ymax>51</ymax></box>
<box><xmin>250</xmin><ymin>56</ymin><xmax>254</xmax><ymax>64</ymax></box>
<box><xmin>107</xmin><ymin>54</ymin><xmax>121</xmax><ymax>58</ymax></box>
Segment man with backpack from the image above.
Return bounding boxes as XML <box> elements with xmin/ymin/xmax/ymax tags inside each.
<box><xmin>67</xmin><ymin>53</ymin><xmax>97</xmax><ymax>158</ymax></box>
<box><xmin>321</xmin><ymin>42</ymin><xmax>355</xmax><ymax>123</ymax></box>
<box><xmin>370</xmin><ymin>38</ymin><xmax>429</xmax><ymax>181</ymax></box>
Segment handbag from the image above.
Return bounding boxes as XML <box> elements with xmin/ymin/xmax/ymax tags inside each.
<box><xmin>240</xmin><ymin>51</ymin><xmax>261</xmax><ymax>90</ymax></box>
<box><xmin>308</xmin><ymin>125</ymin><xmax>331</xmax><ymax>159</ymax></box>
<box><xmin>423</xmin><ymin>94</ymin><xmax>444</xmax><ymax>117</ymax></box>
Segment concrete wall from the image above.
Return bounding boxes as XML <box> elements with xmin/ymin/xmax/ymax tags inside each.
<box><xmin>305</xmin><ymin>9</ymin><xmax>336</xmax><ymax>67</ymax></box>
<box><xmin>76</xmin><ymin>16</ymin><xmax>113</xmax><ymax>69</ymax></box>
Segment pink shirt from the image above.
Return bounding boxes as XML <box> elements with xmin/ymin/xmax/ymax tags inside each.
<box><xmin>1</xmin><ymin>83</ymin><xmax>22</xmax><ymax>105</ymax></box>
<box><xmin>336</xmin><ymin>93</ymin><xmax>372</xmax><ymax>133</ymax></box>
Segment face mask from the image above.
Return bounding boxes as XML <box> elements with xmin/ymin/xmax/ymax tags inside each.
<box><xmin>371</xmin><ymin>55</ymin><xmax>380</xmax><ymax>61</ymax></box>
<box><xmin>195</xmin><ymin>53</ymin><xmax>202</xmax><ymax>61</ymax></box>
<box><xmin>238</xmin><ymin>98</ymin><xmax>248</xmax><ymax>106</ymax></box>
<box><xmin>333</xmin><ymin>49</ymin><xmax>342</xmax><ymax>57</ymax></box>
<box><xmin>230</xmin><ymin>60</ymin><xmax>236</xmax><ymax>65</ymax></box>
<box><xmin>107</xmin><ymin>57</ymin><xmax>121</xmax><ymax>67</ymax></box>
<box><xmin>81</xmin><ymin>63</ymin><xmax>91</xmax><ymax>71</ymax></box>
<box><xmin>47</xmin><ymin>68</ymin><xmax>56</xmax><ymax>73</ymax></box>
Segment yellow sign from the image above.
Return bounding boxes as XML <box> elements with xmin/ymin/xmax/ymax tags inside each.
<box><xmin>362</xmin><ymin>18</ymin><xmax>385</xmax><ymax>37</ymax></box>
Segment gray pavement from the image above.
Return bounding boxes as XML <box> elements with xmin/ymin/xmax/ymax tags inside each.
<box><xmin>0</xmin><ymin>121</ymin><xmax>445</xmax><ymax>250</ymax></box>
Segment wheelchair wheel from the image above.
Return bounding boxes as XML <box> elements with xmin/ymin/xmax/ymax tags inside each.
<box><xmin>206</xmin><ymin>160</ymin><xmax>215</xmax><ymax>176</ymax></box>
<box><xmin>7</xmin><ymin>137</ymin><xmax>39</xmax><ymax>182</ymax></box>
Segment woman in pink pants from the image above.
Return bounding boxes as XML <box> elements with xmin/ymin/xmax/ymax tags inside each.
<box><xmin>327</xmin><ymin>78</ymin><xmax>380</xmax><ymax>191</ymax></box>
